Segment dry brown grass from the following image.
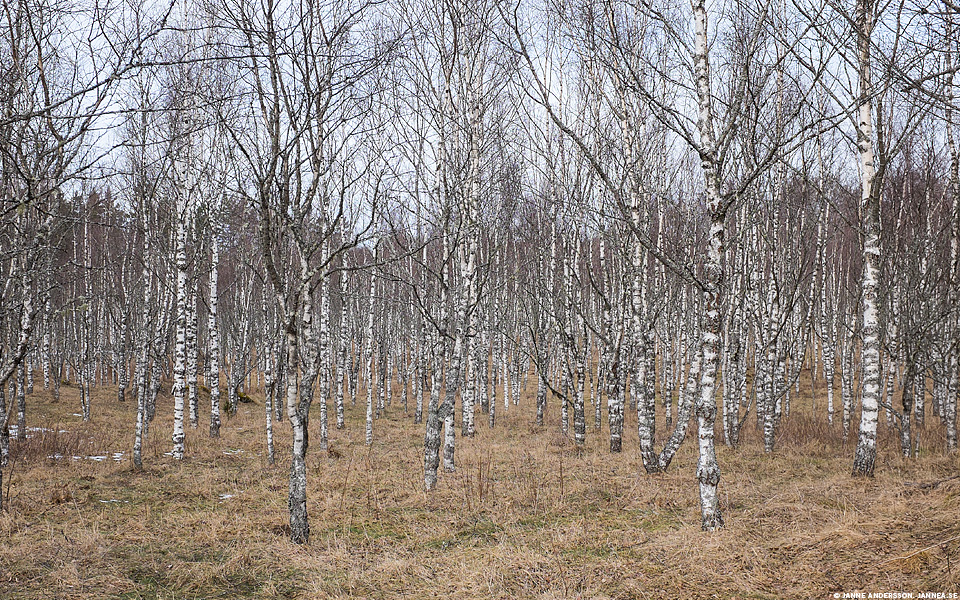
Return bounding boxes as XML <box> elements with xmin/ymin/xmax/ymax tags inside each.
<box><xmin>0</xmin><ymin>374</ymin><xmax>958</xmax><ymax>600</ymax></box>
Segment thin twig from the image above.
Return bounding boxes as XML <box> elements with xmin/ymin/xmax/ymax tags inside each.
<box><xmin>877</xmin><ymin>535</ymin><xmax>960</xmax><ymax>566</ymax></box>
<box><xmin>904</xmin><ymin>474</ymin><xmax>960</xmax><ymax>490</ymax></box>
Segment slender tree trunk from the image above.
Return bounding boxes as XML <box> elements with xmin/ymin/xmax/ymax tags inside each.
<box><xmin>364</xmin><ymin>269</ymin><xmax>376</xmax><ymax>446</ymax></box>
<box><xmin>574</xmin><ymin>357</ymin><xmax>586</xmax><ymax>449</ymax></box>
<box><xmin>133</xmin><ymin>222</ymin><xmax>153</xmax><ymax>470</ymax></box>
<box><xmin>318</xmin><ymin>273</ymin><xmax>331</xmax><ymax>452</ymax></box>
<box><xmin>285</xmin><ymin>324</ymin><xmax>309</xmax><ymax>544</ymax></box>
<box><xmin>691</xmin><ymin>0</ymin><xmax>724</xmax><ymax>529</ymax></box>
<box><xmin>209</xmin><ymin>236</ymin><xmax>221</xmax><ymax>439</ymax></box>
<box><xmin>842</xmin><ymin>334</ymin><xmax>854</xmax><ymax>440</ymax></box>
<box><xmin>946</xmin><ymin>22</ymin><xmax>960</xmax><ymax>452</ymax></box>
<box><xmin>264</xmin><ymin>337</ymin><xmax>276</xmax><ymax>465</ymax></box>
<box><xmin>423</xmin><ymin>335</ymin><xmax>446</xmax><ymax>490</ymax></box>
<box><xmin>188</xmin><ymin>284</ymin><xmax>199</xmax><ymax>429</ymax></box>
<box><xmin>657</xmin><ymin>338</ymin><xmax>702</xmax><ymax>471</ymax></box>
<box><xmin>0</xmin><ymin>386</ymin><xmax>7</xmax><ymax>512</ymax></box>
<box><xmin>171</xmin><ymin>220</ymin><xmax>189</xmax><ymax>460</ymax></box>
<box><xmin>900</xmin><ymin>361</ymin><xmax>916</xmax><ymax>457</ymax></box>
<box><xmin>536</xmin><ymin>369</ymin><xmax>546</xmax><ymax>427</ymax></box>
<box><xmin>16</xmin><ymin>366</ymin><xmax>26</xmax><ymax>441</ymax></box>
<box><xmin>336</xmin><ymin>271</ymin><xmax>348</xmax><ymax>429</ymax></box>
<box><xmin>607</xmin><ymin>356</ymin><xmax>624</xmax><ymax>453</ymax></box>
<box><xmin>852</xmin><ymin>0</ymin><xmax>882</xmax><ymax>477</ymax></box>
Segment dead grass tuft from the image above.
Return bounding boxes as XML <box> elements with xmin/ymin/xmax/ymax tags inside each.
<box><xmin>8</xmin><ymin>422</ymin><xmax>96</xmax><ymax>464</ymax></box>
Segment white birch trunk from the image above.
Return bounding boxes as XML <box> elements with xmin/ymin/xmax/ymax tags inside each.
<box><xmin>264</xmin><ymin>334</ymin><xmax>276</xmax><ymax>465</ymax></box>
<box><xmin>364</xmin><ymin>267</ymin><xmax>376</xmax><ymax>446</ymax></box>
<box><xmin>842</xmin><ymin>332</ymin><xmax>854</xmax><ymax>440</ymax></box>
<box><xmin>946</xmin><ymin>26</ymin><xmax>960</xmax><ymax>451</ymax></box>
<box><xmin>15</xmin><ymin>366</ymin><xmax>25</xmax><ymax>441</ymax></box>
<box><xmin>133</xmin><ymin>220</ymin><xmax>153</xmax><ymax>470</ymax></box>
<box><xmin>171</xmin><ymin>218</ymin><xmax>189</xmax><ymax>461</ymax></box>
<box><xmin>852</xmin><ymin>0</ymin><xmax>882</xmax><ymax>477</ymax></box>
<box><xmin>188</xmin><ymin>283</ymin><xmax>199</xmax><ymax>429</ymax></box>
<box><xmin>337</xmin><ymin>270</ymin><xmax>349</xmax><ymax>429</ymax></box>
<box><xmin>284</xmin><ymin>323</ymin><xmax>308</xmax><ymax>543</ymax></box>
<box><xmin>318</xmin><ymin>269</ymin><xmax>331</xmax><ymax>452</ymax></box>
<box><xmin>209</xmin><ymin>235</ymin><xmax>221</xmax><ymax>438</ymax></box>
<box><xmin>692</xmin><ymin>0</ymin><xmax>723</xmax><ymax>529</ymax></box>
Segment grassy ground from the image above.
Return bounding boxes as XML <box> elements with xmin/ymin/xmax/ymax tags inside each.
<box><xmin>0</xmin><ymin>374</ymin><xmax>958</xmax><ymax>600</ymax></box>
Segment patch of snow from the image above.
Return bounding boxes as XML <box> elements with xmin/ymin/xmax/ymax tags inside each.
<box><xmin>48</xmin><ymin>452</ymin><xmax>125</xmax><ymax>463</ymax></box>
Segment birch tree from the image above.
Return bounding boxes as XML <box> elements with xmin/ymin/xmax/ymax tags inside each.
<box><xmin>217</xmin><ymin>0</ymin><xmax>388</xmax><ymax>542</ymax></box>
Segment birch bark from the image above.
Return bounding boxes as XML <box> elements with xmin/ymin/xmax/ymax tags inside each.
<box><xmin>852</xmin><ymin>0</ymin><xmax>882</xmax><ymax>477</ymax></box>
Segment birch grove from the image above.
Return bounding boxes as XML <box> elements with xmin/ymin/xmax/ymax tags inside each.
<box><xmin>0</xmin><ymin>0</ymin><xmax>958</xmax><ymax>545</ymax></box>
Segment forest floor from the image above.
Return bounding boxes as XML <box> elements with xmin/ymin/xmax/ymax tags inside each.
<box><xmin>1</xmin><ymin>376</ymin><xmax>958</xmax><ymax>600</ymax></box>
